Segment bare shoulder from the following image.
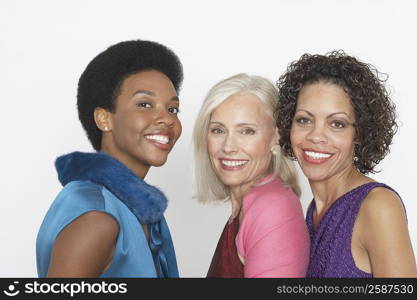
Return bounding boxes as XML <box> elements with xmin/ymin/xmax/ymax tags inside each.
<box><xmin>67</xmin><ymin>211</ymin><xmax>120</xmax><ymax>233</ymax></box>
<box><xmin>360</xmin><ymin>186</ymin><xmax>406</xmax><ymax>221</ymax></box>
<box><xmin>357</xmin><ymin>185</ymin><xmax>408</xmax><ymax>246</ymax></box>
<box><xmin>54</xmin><ymin>211</ymin><xmax>120</xmax><ymax>253</ymax></box>
<box><xmin>47</xmin><ymin>211</ymin><xmax>119</xmax><ymax>277</ymax></box>
<box><xmin>355</xmin><ymin>186</ymin><xmax>417</xmax><ymax>277</ymax></box>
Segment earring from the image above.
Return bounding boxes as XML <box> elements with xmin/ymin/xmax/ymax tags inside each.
<box><xmin>289</xmin><ymin>150</ymin><xmax>297</xmax><ymax>161</ymax></box>
<box><xmin>271</xmin><ymin>145</ymin><xmax>279</xmax><ymax>155</ymax></box>
<box><xmin>353</xmin><ymin>145</ymin><xmax>360</xmax><ymax>162</ymax></box>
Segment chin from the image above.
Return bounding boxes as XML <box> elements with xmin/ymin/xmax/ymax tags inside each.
<box><xmin>217</xmin><ymin>176</ymin><xmax>244</xmax><ymax>187</ymax></box>
<box><xmin>301</xmin><ymin>169</ymin><xmax>330</xmax><ymax>182</ymax></box>
<box><xmin>151</xmin><ymin>160</ymin><xmax>168</xmax><ymax>167</ymax></box>
<box><xmin>147</xmin><ymin>155</ymin><xmax>169</xmax><ymax>167</ymax></box>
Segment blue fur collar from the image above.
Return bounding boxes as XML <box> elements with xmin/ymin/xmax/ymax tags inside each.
<box><xmin>55</xmin><ymin>151</ymin><xmax>168</xmax><ymax>224</ymax></box>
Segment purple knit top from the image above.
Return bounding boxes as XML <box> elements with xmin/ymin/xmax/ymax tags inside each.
<box><xmin>306</xmin><ymin>182</ymin><xmax>400</xmax><ymax>278</ymax></box>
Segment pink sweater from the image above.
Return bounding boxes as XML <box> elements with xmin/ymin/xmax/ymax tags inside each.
<box><xmin>235</xmin><ymin>175</ymin><xmax>310</xmax><ymax>277</ymax></box>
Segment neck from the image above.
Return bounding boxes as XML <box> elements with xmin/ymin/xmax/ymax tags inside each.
<box><xmin>228</xmin><ymin>182</ymin><xmax>251</xmax><ymax>221</ymax></box>
<box><xmin>229</xmin><ymin>186</ymin><xmax>246</xmax><ymax>205</ymax></box>
<box><xmin>228</xmin><ymin>173</ymin><xmax>270</xmax><ymax>219</ymax></box>
<box><xmin>309</xmin><ymin>166</ymin><xmax>367</xmax><ymax>215</ymax></box>
<box><xmin>100</xmin><ymin>145</ymin><xmax>149</xmax><ymax>179</ymax></box>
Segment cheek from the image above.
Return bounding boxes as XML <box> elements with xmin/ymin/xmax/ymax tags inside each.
<box><xmin>331</xmin><ymin>131</ymin><xmax>356</xmax><ymax>154</ymax></box>
<box><xmin>131</xmin><ymin>119</ymin><xmax>148</xmax><ymax>137</ymax></box>
<box><xmin>289</xmin><ymin>127</ymin><xmax>301</xmax><ymax>147</ymax></box>
<box><xmin>116</xmin><ymin>113</ymin><xmax>147</xmax><ymax>133</ymax></box>
<box><xmin>207</xmin><ymin>137</ymin><xmax>219</xmax><ymax>158</ymax></box>
<box><xmin>337</xmin><ymin>139</ymin><xmax>356</xmax><ymax>156</ymax></box>
<box><xmin>174</xmin><ymin>119</ymin><xmax>182</xmax><ymax>139</ymax></box>
<box><xmin>245</xmin><ymin>137</ymin><xmax>271</xmax><ymax>160</ymax></box>
<box><xmin>112</xmin><ymin>115</ymin><xmax>132</xmax><ymax>138</ymax></box>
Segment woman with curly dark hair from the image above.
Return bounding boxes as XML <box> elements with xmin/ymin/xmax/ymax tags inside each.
<box><xmin>276</xmin><ymin>50</ymin><xmax>416</xmax><ymax>277</ymax></box>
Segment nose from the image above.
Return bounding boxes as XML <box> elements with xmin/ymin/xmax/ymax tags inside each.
<box><xmin>222</xmin><ymin>133</ymin><xmax>238</xmax><ymax>154</ymax></box>
<box><xmin>306</xmin><ymin>123</ymin><xmax>327</xmax><ymax>144</ymax></box>
<box><xmin>155</xmin><ymin>107</ymin><xmax>175</xmax><ymax>127</ymax></box>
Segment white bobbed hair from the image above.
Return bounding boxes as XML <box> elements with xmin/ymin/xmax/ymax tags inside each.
<box><xmin>193</xmin><ymin>73</ymin><xmax>300</xmax><ymax>202</ymax></box>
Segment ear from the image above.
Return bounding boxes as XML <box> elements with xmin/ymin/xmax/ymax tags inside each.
<box><xmin>270</xmin><ymin>127</ymin><xmax>279</xmax><ymax>146</ymax></box>
<box><xmin>353</xmin><ymin>136</ymin><xmax>360</xmax><ymax>146</ymax></box>
<box><xmin>353</xmin><ymin>126</ymin><xmax>360</xmax><ymax>144</ymax></box>
<box><xmin>271</xmin><ymin>144</ymin><xmax>280</xmax><ymax>155</ymax></box>
<box><xmin>94</xmin><ymin>107</ymin><xmax>112</xmax><ymax>132</ymax></box>
<box><xmin>270</xmin><ymin>128</ymin><xmax>280</xmax><ymax>155</ymax></box>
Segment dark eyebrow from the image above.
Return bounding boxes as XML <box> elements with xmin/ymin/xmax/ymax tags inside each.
<box><xmin>328</xmin><ymin>112</ymin><xmax>352</xmax><ymax>119</ymax></box>
<box><xmin>295</xmin><ymin>109</ymin><xmax>314</xmax><ymax>117</ymax></box>
<box><xmin>132</xmin><ymin>90</ymin><xmax>179</xmax><ymax>102</ymax></box>
<box><xmin>133</xmin><ymin>90</ymin><xmax>155</xmax><ymax>97</ymax></box>
<box><xmin>295</xmin><ymin>109</ymin><xmax>353</xmax><ymax>120</ymax></box>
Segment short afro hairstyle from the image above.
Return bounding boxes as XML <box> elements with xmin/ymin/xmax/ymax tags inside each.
<box><xmin>276</xmin><ymin>50</ymin><xmax>398</xmax><ymax>174</ymax></box>
<box><xmin>77</xmin><ymin>39</ymin><xmax>183</xmax><ymax>150</ymax></box>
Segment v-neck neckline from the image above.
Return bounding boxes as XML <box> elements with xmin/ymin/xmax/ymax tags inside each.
<box><xmin>308</xmin><ymin>182</ymin><xmax>376</xmax><ymax>234</ymax></box>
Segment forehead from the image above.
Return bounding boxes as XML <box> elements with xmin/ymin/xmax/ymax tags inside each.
<box><xmin>211</xmin><ymin>93</ymin><xmax>271</xmax><ymax>122</ymax></box>
<box><xmin>119</xmin><ymin>70</ymin><xmax>176</xmax><ymax>94</ymax></box>
<box><xmin>297</xmin><ymin>82</ymin><xmax>354</xmax><ymax>116</ymax></box>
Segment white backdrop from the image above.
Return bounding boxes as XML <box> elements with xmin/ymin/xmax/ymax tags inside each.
<box><xmin>1</xmin><ymin>0</ymin><xmax>416</xmax><ymax>277</ymax></box>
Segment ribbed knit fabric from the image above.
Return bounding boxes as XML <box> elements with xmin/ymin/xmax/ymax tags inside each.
<box><xmin>206</xmin><ymin>216</ymin><xmax>244</xmax><ymax>278</ymax></box>
<box><xmin>306</xmin><ymin>182</ymin><xmax>400</xmax><ymax>278</ymax></box>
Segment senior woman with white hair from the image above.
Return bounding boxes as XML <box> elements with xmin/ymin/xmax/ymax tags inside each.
<box><xmin>193</xmin><ymin>73</ymin><xmax>309</xmax><ymax>278</ymax></box>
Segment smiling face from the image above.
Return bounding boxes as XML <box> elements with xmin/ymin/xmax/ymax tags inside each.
<box><xmin>97</xmin><ymin>70</ymin><xmax>182</xmax><ymax>178</ymax></box>
<box><xmin>290</xmin><ymin>82</ymin><xmax>357</xmax><ymax>183</ymax></box>
<box><xmin>207</xmin><ymin>93</ymin><xmax>276</xmax><ymax>190</ymax></box>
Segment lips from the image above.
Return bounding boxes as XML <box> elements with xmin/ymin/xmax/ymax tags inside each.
<box><xmin>219</xmin><ymin>158</ymin><xmax>249</xmax><ymax>171</ymax></box>
<box><xmin>144</xmin><ymin>131</ymin><xmax>173</xmax><ymax>151</ymax></box>
<box><xmin>302</xmin><ymin>149</ymin><xmax>333</xmax><ymax>164</ymax></box>
<box><xmin>145</xmin><ymin>135</ymin><xmax>169</xmax><ymax>144</ymax></box>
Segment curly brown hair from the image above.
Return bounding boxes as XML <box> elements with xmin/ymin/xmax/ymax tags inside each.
<box><xmin>276</xmin><ymin>50</ymin><xmax>398</xmax><ymax>174</ymax></box>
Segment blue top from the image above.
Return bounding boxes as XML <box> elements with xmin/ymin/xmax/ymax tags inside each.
<box><xmin>306</xmin><ymin>182</ymin><xmax>401</xmax><ymax>278</ymax></box>
<box><xmin>36</xmin><ymin>152</ymin><xmax>179</xmax><ymax>278</ymax></box>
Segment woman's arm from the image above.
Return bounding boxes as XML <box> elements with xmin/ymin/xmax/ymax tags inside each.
<box><xmin>359</xmin><ymin>188</ymin><xmax>417</xmax><ymax>277</ymax></box>
<box><xmin>239</xmin><ymin>191</ymin><xmax>309</xmax><ymax>278</ymax></box>
<box><xmin>243</xmin><ymin>217</ymin><xmax>309</xmax><ymax>277</ymax></box>
<box><xmin>47</xmin><ymin>211</ymin><xmax>119</xmax><ymax>277</ymax></box>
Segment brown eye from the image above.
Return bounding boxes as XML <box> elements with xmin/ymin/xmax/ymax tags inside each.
<box><xmin>168</xmin><ymin>107</ymin><xmax>180</xmax><ymax>114</ymax></box>
<box><xmin>295</xmin><ymin>117</ymin><xmax>311</xmax><ymax>125</ymax></box>
<box><xmin>331</xmin><ymin>120</ymin><xmax>347</xmax><ymax>129</ymax></box>
<box><xmin>137</xmin><ymin>102</ymin><xmax>152</xmax><ymax>108</ymax></box>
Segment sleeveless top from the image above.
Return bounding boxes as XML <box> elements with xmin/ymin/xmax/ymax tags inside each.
<box><xmin>306</xmin><ymin>182</ymin><xmax>401</xmax><ymax>278</ymax></box>
<box><xmin>36</xmin><ymin>181</ymin><xmax>178</xmax><ymax>277</ymax></box>
<box><xmin>36</xmin><ymin>152</ymin><xmax>179</xmax><ymax>278</ymax></box>
<box><xmin>207</xmin><ymin>216</ymin><xmax>244</xmax><ymax>278</ymax></box>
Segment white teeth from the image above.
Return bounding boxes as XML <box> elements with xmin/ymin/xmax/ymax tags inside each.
<box><xmin>304</xmin><ymin>151</ymin><xmax>331</xmax><ymax>159</ymax></box>
<box><xmin>145</xmin><ymin>135</ymin><xmax>169</xmax><ymax>144</ymax></box>
<box><xmin>221</xmin><ymin>160</ymin><xmax>248</xmax><ymax>167</ymax></box>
